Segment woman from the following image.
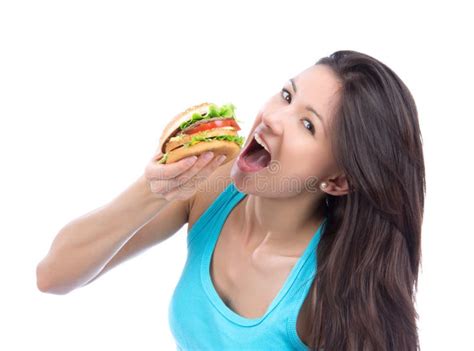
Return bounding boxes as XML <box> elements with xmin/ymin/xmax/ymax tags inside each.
<box><xmin>37</xmin><ymin>50</ymin><xmax>424</xmax><ymax>350</ymax></box>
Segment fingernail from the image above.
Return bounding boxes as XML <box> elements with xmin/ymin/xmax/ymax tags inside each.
<box><xmin>188</xmin><ymin>156</ymin><xmax>198</xmax><ymax>163</ymax></box>
<box><xmin>217</xmin><ymin>155</ymin><xmax>227</xmax><ymax>163</ymax></box>
<box><xmin>203</xmin><ymin>151</ymin><xmax>214</xmax><ymax>160</ymax></box>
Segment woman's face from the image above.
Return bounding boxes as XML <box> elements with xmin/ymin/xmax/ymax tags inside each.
<box><xmin>230</xmin><ymin>64</ymin><xmax>342</xmax><ymax>197</ymax></box>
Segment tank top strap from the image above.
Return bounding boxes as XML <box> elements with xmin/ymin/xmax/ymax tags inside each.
<box><xmin>187</xmin><ymin>181</ymin><xmax>245</xmax><ymax>248</ymax></box>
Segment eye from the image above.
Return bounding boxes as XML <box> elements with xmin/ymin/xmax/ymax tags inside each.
<box><xmin>281</xmin><ymin>88</ymin><xmax>315</xmax><ymax>135</ymax></box>
<box><xmin>302</xmin><ymin>118</ymin><xmax>315</xmax><ymax>135</ymax></box>
<box><xmin>281</xmin><ymin>88</ymin><xmax>291</xmax><ymax>103</ymax></box>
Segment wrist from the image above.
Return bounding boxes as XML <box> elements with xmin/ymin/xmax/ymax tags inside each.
<box><xmin>135</xmin><ymin>173</ymin><xmax>169</xmax><ymax>208</ymax></box>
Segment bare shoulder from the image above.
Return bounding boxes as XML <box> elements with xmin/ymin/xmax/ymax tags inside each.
<box><xmin>187</xmin><ymin>159</ymin><xmax>234</xmax><ymax>234</ymax></box>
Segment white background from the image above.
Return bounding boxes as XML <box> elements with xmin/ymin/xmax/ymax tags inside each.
<box><xmin>1</xmin><ymin>1</ymin><xmax>472</xmax><ymax>350</ymax></box>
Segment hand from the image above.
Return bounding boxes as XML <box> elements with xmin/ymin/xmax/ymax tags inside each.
<box><xmin>143</xmin><ymin>150</ymin><xmax>227</xmax><ymax>202</ymax></box>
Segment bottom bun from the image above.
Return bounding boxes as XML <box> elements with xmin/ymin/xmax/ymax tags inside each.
<box><xmin>165</xmin><ymin>140</ymin><xmax>241</xmax><ymax>165</ymax></box>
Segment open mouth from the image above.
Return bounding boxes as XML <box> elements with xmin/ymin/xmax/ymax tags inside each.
<box><xmin>237</xmin><ymin>133</ymin><xmax>272</xmax><ymax>172</ymax></box>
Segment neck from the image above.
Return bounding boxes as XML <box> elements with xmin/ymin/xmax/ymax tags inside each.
<box><xmin>236</xmin><ymin>191</ymin><xmax>326</xmax><ymax>255</ymax></box>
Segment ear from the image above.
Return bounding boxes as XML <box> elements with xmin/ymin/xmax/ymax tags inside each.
<box><xmin>324</xmin><ymin>173</ymin><xmax>350</xmax><ymax>196</ymax></box>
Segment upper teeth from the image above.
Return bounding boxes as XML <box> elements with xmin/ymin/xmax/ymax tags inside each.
<box><xmin>254</xmin><ymin>133</ymin><xmax>270</xmax><ymax>154</ymax></box>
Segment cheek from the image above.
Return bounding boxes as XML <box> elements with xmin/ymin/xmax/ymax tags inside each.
<box><xmin>270</xmin><ymin>158</ymin><xmax>323</xmax><ymax>193</ymax></box>
<box><xmin>280</xmin><ymin>131</ymin><xmax>313</xmax><ymax>159</ymax></box>
<box><xmin>279</xmin><ymin>142</ymin><xmax>327</xmax><ymax>178</ymax></box>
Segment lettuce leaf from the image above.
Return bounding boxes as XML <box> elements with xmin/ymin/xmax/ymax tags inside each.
<box><xmin>207</xmin><ymin>104</ymin><xmax>220</xmax><ymax>118</ymax></box>
<box><xmin>157</xmin><ymin>153</ymin><xmax>169</xmax><ymax>164</ymax></box>
<box><xmin>179</xmin><ymin>103</ymin><xmax>238</xmax><ymax>131</ymax></box>
<box><xmin>184</xmin><ymin>134</ymin><xmax>245</xmax><ymax>148</ymax></box>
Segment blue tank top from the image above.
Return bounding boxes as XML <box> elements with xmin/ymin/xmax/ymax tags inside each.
<box><xmin>168</xmin><ymin>181</ymin><xmax>327</xmax><ymax>350</ymax></box>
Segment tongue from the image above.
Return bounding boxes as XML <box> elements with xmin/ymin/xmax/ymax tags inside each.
<box><xmin>243</xmin><ymin>148</ymin><xmax>271</xmax><ymax>169</ymax></box>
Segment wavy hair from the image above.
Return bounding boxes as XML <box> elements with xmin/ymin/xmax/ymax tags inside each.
<box><xmin>304</xmin><ymin>51</ymin><xmax>425</xmax><ymax>350</ymax></box>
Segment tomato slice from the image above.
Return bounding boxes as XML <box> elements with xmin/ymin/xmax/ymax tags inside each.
<box><xmin>183</xmin><ymin>119</ymin><xmax>241</xmax><ymax>135</ymax></box>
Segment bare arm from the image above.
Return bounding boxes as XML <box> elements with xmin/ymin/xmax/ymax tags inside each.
<box><xmin>36</xmin><ymin>174</ymin><xmax>172</xmax><ymax>294</ymax></box>
<box><xmin>80</xmin><ymin>190</ymin><xmax>192</xmax><ymax>287</ymax></box>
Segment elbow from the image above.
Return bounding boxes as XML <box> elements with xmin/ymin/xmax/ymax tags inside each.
<box><xmin>36</xmin><ymin>261</ymin><xmax>71</xmax><ymax>295</ymax></box>
<box><xmin>36</xmin><ymin>277</ymin><xmax>49</xmax><ymax>293</ymax></box>
<box><xmin>36</xmin><ymin>277</ymin><xmax>72</xmax><ymax>295</ymax></box>
<box><xmin>36</xmin><ymin>260</ymin><xmax>50</xmax><ymax>293</ymax></box>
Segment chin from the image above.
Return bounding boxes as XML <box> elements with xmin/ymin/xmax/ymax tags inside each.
<box><xmin>229</xmin><ymin>166</ymin><xmax>280</xmax><ymax>197</ymax></box>
<box><xmin>231</xmin><ymin>162</ymin><xmax>316</xmax><ymax>198</ymax></box>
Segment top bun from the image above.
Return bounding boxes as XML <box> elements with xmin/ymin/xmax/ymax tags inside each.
<box><xmin>158</xmin><ymin>102</ymin><xmax>213</xmax><ymax>154</ymax></box>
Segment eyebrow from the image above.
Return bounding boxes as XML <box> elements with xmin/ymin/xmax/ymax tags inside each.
<box><xmin>289</xmin><ymin>78</ymin><xmax>326</xmax><ymax>134</ymax></box>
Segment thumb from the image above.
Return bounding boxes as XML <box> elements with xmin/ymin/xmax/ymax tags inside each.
<box><xmin>151</xmin><ymin>149</ymin><xmax>164</xmax><ymax>162</ymax></box>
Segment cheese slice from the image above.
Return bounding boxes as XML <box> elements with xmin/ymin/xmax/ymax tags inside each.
<box><xmin>165</xmin><ymin>127</ymin><xmax>238</xmax><ymax>153</ymax></box>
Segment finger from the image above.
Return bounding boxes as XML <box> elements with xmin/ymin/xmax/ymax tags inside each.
<box><xmin>148</xmin><ymin>152</ymin><xmax>215</xmax><ymax>193</ymax></box>
<box><xmin>145</xmin><ymin>155</ymin><xmax>198</xmax><ymax>180</ymax></box>
<box><xmin>195</xmin><ymin>154</ymin><xmax>227</xmax><ymax>182</ymax></box>
<box><xmin>173</xmin><ymin>151</ymin><xmax>217</xmax><ymax>185</ymax></box>
<box><xmin>152</xmin><ymin>152</ymin><xmax>163</xmax><ymax>162</ymax></box>
<box><xmin>150</xmin><ymin>147</ymin><xmax>165</xmax><ymax>162</ymax></box>
<box><xmin>177</xmin><ymin>154</ymin><xmax>227</xmax><ymax>192</ymax></box>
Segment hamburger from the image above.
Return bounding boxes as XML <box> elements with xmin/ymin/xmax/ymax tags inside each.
<box><xmin>157</xmin><ymin>102</ymin><xmax>245</xmax><ymax>165</ymax></box>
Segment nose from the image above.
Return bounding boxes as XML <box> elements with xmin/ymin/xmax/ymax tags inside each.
<box><xmin>261</xmin><ymin>109</ymin><xmax>284</xmax><ymax>136</ymax></box>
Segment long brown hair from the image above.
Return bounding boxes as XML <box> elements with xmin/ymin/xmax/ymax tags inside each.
<box><xmin>306</xmin><ymin>51</ymin><xmax>425</xmax><ymax>350</ymax></box>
